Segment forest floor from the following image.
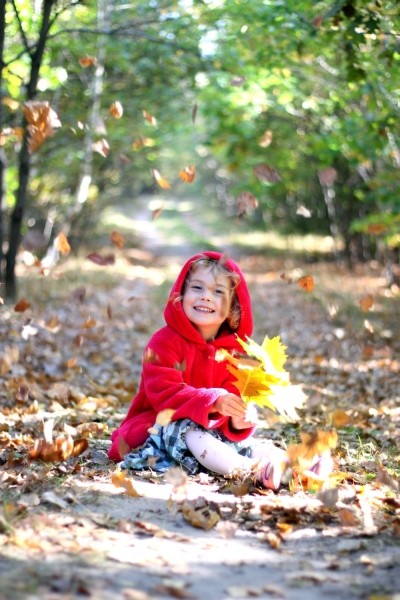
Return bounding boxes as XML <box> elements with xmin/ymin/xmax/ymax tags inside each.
<box><xmin>0</xmin><ymin>195</ymin><xmax>400</xmax><ymax>600</ymax></box>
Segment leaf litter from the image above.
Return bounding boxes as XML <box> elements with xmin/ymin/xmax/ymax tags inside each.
<box><xmin>0</xmin><ymin>248</ymin><xmax>399</xmax><ymax>599</ymax></box>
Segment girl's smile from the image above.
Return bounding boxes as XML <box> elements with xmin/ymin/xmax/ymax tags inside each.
<box><xmin>182</xmin><ymin>266</ymin><xmax>232</xmax><ymax>340</ymax></box>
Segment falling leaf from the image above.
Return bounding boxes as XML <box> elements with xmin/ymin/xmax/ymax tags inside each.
<box><xmin>235</xmin><ymin>192</ymin><xmax>258</xmax><ymax>216</ymax></box>
<box><xmin>312</xmin><ymin>14</ymin><xmax>324</xmax><ymax>28</ymax></box>
<box><xmin>359</xmin><ymin>294</ymin><xmax>374</xmax><ymax>312</ymax></box>
<box><xmin>111</xmin><ymin>470</ymin><xmax>142</xmax><ymax>497</ymax></box>
<box><xmin>79</xmin><ymin>55</ymin><xmax>97</xmax><ymax>67</ymax></box>
<box><xmin>296</xmin><ymin>205</ymin><xmax>312</xmax><ymax>218</ymax></box>
<box><xmin>143</xmin><ymin>110</ymin><xmax>157</xmax><ymax>125</ymax></box>
<box><xmin>258</xmin><ymin>130</ymin><xmax>273</xmax><ymax>148</ymax></box>
<box><xmin>297</xmin><ymin>275</ymin><xmax>314</xmax><ymax>292</ymax></box>
<box><xmin>174</xmin><ymin>360</ymin><xmax>186</xmax><ymax>371</ymax></box>
<box><xmin>109</xmin><ymin>101</ymin><xmax>123</xmax><ymax>119</ymax></box>
<box><xmin>230</xmin><ymin>75</ymin><xmax>246</xmax><ymax>87</ymax></box>
<box><xmin>23</xmin><ymin>101</ymin><xmax>61</xmax><ymax>153</ymax></box>
<box><xmin>156</xmin><ymin>409</ymin><xmax>175</xmax><ymax>427</ymax></box>
<box><xmin>179</xmin><ymin>165</ymin><xmax>196</xmax><ymax>183</ymax></box>
<box><xmin>14</xmin><ymin>298</ymin><xmax>31</xmax><ymax>312</ymax></box>
<box><xmin>132</xmin><ymin>136</ymin><xmax>154</xmax><ymax>150</ymax></box>
<box><xmin>253</xmin><ymin>164</ymin><xmax>281</xmax><ymax>184</ymax></box>
<box><xmin>367</xmin><ymin>223</ymin><xmax>387</xmax><ymax>235</ymax></box>
<box><xmin>153</xmin><ymin>169</ymin><xmax>171</xmax><ymax>190</ymax></box>
<box><xmin>151</xmin><ymin>205</ymin><xmax>164</xmax><ymax>220</ymax></box>
<box><xmin>142</xmin><ymin>348</ymin><xmax>160</xmax><ymax>364</ymax></box>
<box><xmin>110</xmin><ymin>230</ymin><xmax>124</xmax><ymax>249</ymax></box>
<box><xmin>287</xmin><ymin>430</ymin><xmax>338</xmax><ymax>471</ymax></box>
<box><xmin>54</xmin><ymin>232</ymin><xmax>71</xmax><ymax>255</ymax></box>
<box><xmin>318</xmin><ymin>167</ymin><xmax>337</xmax><ymax>186</ymax></box>
<box><xmin>92</xmin><ymin>138</ymin><xmax>110</xmax><ymax>157</ymax></box>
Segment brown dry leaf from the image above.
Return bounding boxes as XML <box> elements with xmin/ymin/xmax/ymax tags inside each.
<box><xmin>181</xmin><ymin>499</ymin><xmax>221</xmax><ymax>530</ymax></box>
<box><xmin>14</xmin><ymin>298</ymin><xmax>31</xmax><ymax>312</ymax></box>
<box><xmin>87</xmin><ymin>252</ymin><xmax>116</xmax><ymax>266</ymax></box>
<box><xmin>79</xmin><ymin>55</ymin><xmax>97</xmax><ymax>67</ymax></box>
<box><xmin>253</xmin><ymin>163</ymin><xmax>281</xmax><ymax>183</ymax></box>
<box><xmin>179</xmin><ymin>165</ymin><xmax>196</xmax><ymax>183</ymax></box>
<box><xmin>110</xmin><ymin>230</ymin><xmax>124</xmax><ymax>249</ymax></box>
<box><xmin>376</xmin><ymin>466</ymin><xmax>400</xmax><ymax>491</ymax></box>
<box><xmin>236</xmin><ymin>192</ymin><xmax>258</xmax><ymax>216</ymax></box>
<box><xmin>143</xmin><ymin>110</ymin><xmax>157</xmax><ymax>125</ymax></box>
<box><xmin>23</xmin><ymin>101</ymin><xmax>61</xmax><ymax>153</ymax></box>
<box><xmin>338</xmin><ymin>506</ymin><xmax>362</xmax><ymax>527</ymax></box>
<box><xmin>297</xmin><ymin>275</ymin><xmax>314</xmax><ymax>292</ymax></box>
<box><xmin>111</xmin><ymin>470</ymin><xmax>142</xmax><ymax>497</ymax></box>
<box><xmin>142</xmin><ymin>348</ymin><xmax>160</xmax><ymax>364</ymax></box>
<box><xmin>151</xmin><ymin>204</ymin><xmax>164</xmax><ymax>220</ymax></box>
<box><xmin>359</xmin><ymin>294</ymin><xmax>374</xmax><ymax>312</ymax></box>
<box><xmin>329</xmin><ymin>409</ymin><xmax>351</xmax><ymax>428</ymax></box>
<box><xmin>109</xmin><ymin>101</ymin><xmax>123</xmax><ymax>119</ymax></box>
<box><xmin>156</xmin><ymin>409</ymin><xmax>175</xmax><ymax>427</ymax></box>
<box><xmin>29</xmin><ymin>431</ymin><xmax>87</xmax><ymax>463</ymax></box>
<box><xmin>81</xmin><ymin>317</ymin><xmax>97</xmax><ymax>329</ymax></box>
<box><xmin>54</xmin><ymin>232</ymin><xmax>71</xmax><ymax>255</ymax></box>
<box><xmin>92</xmin><ymin>138</ymin><xmax>110</xmax><ymax>157</ymax></box>
<box><xmin>153</xmin><ymin>169</ymin><xmax>171</xmax><ymax>190</ymax></box>
<box><xmin>66</xmin><ymin>357</ymin><xmax>77</xmax><ymax>369</ymax></box>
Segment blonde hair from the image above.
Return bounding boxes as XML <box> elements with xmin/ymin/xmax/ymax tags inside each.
<box><xmin>178</xmin><ymin>255</ymin><xmax>241</xmax><ymax>331</ymax></box>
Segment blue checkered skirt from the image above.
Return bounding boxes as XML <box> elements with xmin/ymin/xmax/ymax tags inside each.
<box><xmin>120</xmin><ymin>418</ymin><xmax>254</xmax><ymax>475</ymax></box>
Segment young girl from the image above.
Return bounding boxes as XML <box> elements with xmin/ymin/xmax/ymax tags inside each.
<box><xmin>109</xmin><ymin>251</ymin><xmax>332</xmax><ymax>490</ymax></box>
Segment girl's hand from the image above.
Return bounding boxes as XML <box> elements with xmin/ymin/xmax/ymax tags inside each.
<box><xmin>231</xmin><ymin>402</ymin><xmax>258</xmax><ymax>430</ymax></box>
<box><xmin>214</xmin><ymin>393</ymin><xmax>247</xmax><ymax>418</ymax></box>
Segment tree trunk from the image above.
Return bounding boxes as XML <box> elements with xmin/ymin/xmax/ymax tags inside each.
<box><xmin>0</xmin><ymin>0</ymin><xmax>7</xmax><ymax>285</ymax></box>
<box><xmin>4</xmin><ymin>0</ymin><xmax>56</xmax><ymax>300</ymax></box>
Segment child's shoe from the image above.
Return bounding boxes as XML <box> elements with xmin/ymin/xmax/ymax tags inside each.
<box><xmin>259</xmin><ymin>448</ymin><xmax>288</xmax><ymax>491</ymax></box>
<box><xmin>308</xmin><ymin>451</ymin><xmax>334</xmax><ymax>479</ymax></box>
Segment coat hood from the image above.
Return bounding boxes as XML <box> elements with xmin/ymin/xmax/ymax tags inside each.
<box><xmin>164</xmin><ymin>251</ymin><xmax>253</xmax><ymax>346</ymax></box>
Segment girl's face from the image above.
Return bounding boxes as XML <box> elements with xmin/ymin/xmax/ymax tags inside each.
<box><xmin>182</xmin><ymin>265</ymin><xmax>232</xmax><ymax>340</ymax></box>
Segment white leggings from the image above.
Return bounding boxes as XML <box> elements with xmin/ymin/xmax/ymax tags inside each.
<box><xmin>185</xmin><ymin>428</ymin><xmax>282</xmax><ymax>477</ymax></box>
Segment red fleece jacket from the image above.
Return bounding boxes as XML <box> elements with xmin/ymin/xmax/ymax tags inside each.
<box><xmin>109</xmin><ymin>251</ymin><xmax>255</xmax><ymax>461</ymax></box>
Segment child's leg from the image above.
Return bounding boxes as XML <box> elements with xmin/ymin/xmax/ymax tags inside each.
<box><xmin>185</xmin><ymin>429</ymin><xmax>255</xmax><ymax>475</ymax></box>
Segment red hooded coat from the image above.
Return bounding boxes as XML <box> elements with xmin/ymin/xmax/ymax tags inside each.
<box><xmin>109</xmin><ymin>251</ymin><xmax>255</xmax><ymax>460</ymax></box>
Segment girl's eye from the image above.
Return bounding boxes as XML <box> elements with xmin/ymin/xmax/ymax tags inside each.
<box><xmin>191</xmin><ymin>285</ymin><xmax>202</xmax><ymax>290</ymax></box>
<box><xmin>216</xmin><ymin>289</ymin><xmax>225</xmax><ymax>295</ymax></box>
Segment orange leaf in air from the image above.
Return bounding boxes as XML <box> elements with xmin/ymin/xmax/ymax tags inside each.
<box><xmin>110</xmin><ymin>230</ymin><xmax>124</xmax><ymax>249</ymax></box>
<box><xmin>23</xmin><ymin>101</ymin><xmax>61</xmax><ymax>153</ymax></box>
<box><xmin>367</xmin><ymin>223</ymin><xmax>387</xmax><ymax>235</ymax></box>
<box><xmin>287</xmin><ymin>429</ymin><xmax>338</xmax><ymax>470</ymax></box>
<box><xmin>14</xmin><ymin>298</ymin><xmax>31</xmax><ymax>312</ymax></box>
<box><xmin>79</xmin><ymin>55</ymin><xmax>97</xmax><ymax>67</ymax></box>
<box><xmin>156</xmin><ymin>409</ymin><xmax>175</xmax><ymax>427</ymax></box>
<box><xmin>54</xmin><ymin>232</ymin><xmax>71</xmax><ymax>255</ymax></box>
<box><xmin>111</xmin><ymin>470</ymin><xmax>142</xmax><ymax>497</ymax></box>
<box><xmin>359</xmin><ymin>294</ymin><xmax>374</xmax><ymax>312</ymax></box>
<box><xmin>109</xmin><ymin>101</ymin><xmax>123</xmax><ymax>119</ymax></box>
<box><xmin>179</xmin><ymin>165</ymin><xmax>196</xmax><ymax>183</ymax></box>
<box><xmin>258</xmin><ymin>130</ymin><xmax>273</xmax><ymax>148</ymax></box>
<box><xmin>153</xmin><ymin>169</ymin><xmax>171</xmax><ymax>190</ymax></box>
<box><xmin>297</xmin><ymin>275</ymin><xmax>314</xmax><ymax>292</ymax></box>
<box><xmin>143</xmin><ymin>110</ymin><xmax>157</xmax><ymax>125</ymax></box>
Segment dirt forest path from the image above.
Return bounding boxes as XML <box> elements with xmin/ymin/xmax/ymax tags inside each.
<box><xmin>1</xmin><ymin>196</ymin><xmax>399</xmax><ymax>600</ymax></box>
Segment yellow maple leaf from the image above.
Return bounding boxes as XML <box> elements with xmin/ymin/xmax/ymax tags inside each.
<box><xmin>217</xmin><ymin>335</ymin><xmax>291</xmax><ymax>414</ymax></box>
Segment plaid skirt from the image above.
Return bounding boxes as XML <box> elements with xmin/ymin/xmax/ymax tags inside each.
<box><xmin>120</xmin><ymin>418</ymin><xmax>254</xmax><ymax>475</ymax></box>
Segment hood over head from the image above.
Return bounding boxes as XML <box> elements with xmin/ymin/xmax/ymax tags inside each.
<box><xmin>164</xmin><ymin>251</ymin><xmax>253</xmax><ymax>346</ymax></box>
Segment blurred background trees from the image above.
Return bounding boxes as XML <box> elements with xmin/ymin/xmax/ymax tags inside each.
<box><xmin>0</xmin><ymin>0</ymin><xmax>399</xmax><ymax>298</ymax></box>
